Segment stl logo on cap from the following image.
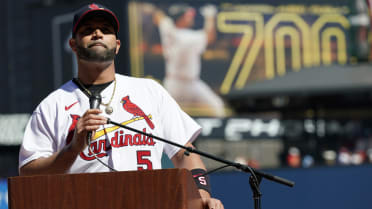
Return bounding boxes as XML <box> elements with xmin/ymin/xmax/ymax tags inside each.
<box><xmin>72</xmin><ymin>3</ymin><xmax>120</xmax><ymax>37</ymax></box>
<box><xmin>89</xmin><ymin>3</ymin><xmax>101</xmax><ymax>10</ymax></box>
<box><xmin>89</xmin><ymin>4</ymin><xmax>101</xmax><ymax>9</ymax></box>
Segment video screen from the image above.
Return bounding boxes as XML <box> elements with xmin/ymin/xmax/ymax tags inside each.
<box><xmin>128</xmin><ymin>0</ymin><xmax>357</xmax><ymax>117</ymax></box>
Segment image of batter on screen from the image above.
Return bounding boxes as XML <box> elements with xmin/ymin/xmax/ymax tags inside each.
<box><xmin>152</xmin><ymin>3</ymin><xmax>226</xmax><ymax>117</ymax></box>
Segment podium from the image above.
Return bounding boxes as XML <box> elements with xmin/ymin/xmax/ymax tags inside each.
<box><xmin>7</xmin><ymin>168</ymin><xmax>203</xmax><ymax>209</ymax></box>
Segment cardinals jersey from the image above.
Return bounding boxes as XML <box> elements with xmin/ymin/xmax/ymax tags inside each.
<box><xmin>19</xmin><ymin>74</ymin><xmax>201</xmax><ymax>173</ymax></box>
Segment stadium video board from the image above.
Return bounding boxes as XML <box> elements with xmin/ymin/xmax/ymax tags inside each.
<box><xmin>128</xmin><ymin>0</ymin><xmax>363</xmax><ymax>117</ymax></box>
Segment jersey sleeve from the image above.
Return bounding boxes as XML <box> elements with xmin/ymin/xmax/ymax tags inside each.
<box><xmin>159</xmin><ymin>17</ymin><xmax>176</xmax><ymax>40</ymax></box>
<box><xmin>19</xmin><ymin>110</ymin><xmax>56</xmax><ymax>169</ymax></box>
<box><xmin>150</xmin><ymin>80</ymin><xmax>202</xmax><ymax>159</ymax></box>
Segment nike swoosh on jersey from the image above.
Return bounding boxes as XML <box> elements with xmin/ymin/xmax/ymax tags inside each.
<box><xmin>65</xmin><ymin>101</ymin><xmax>79</xmax><ymax>111</ymax></box>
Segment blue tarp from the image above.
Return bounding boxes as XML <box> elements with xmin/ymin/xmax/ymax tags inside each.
<box><xmin>0</xmin><ymin>179</ymin><xmax>7</xmax><ymax>209</ymax></box>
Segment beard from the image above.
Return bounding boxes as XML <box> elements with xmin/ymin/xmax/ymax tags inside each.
<box><xmin>76</xmin><ymin>41</ymin><xmax>116</xmax><ymax>62</ymax></box>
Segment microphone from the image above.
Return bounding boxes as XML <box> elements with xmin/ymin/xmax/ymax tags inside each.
<box><xmin>89</xmin><ymin>94</ymin><xmax>102</xmax><ymax>109</ymax></box>
<box><xmin>87</xmin><ymin>94</ymin><xmax>102</xmax><ymax>142</ymax></box>
<box><xmin>87</xmin><ymin>94</ymin><xmax>116</xmax><ymax>171</ymax></box>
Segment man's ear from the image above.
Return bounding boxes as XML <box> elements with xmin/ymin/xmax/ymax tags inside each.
<box><xmin>115</xmin><ymin>39</ymin><xmax>121</xmax><ymax>54</ymax></box>
<box><xmin>69</xmin><ymin>38</ymin><xmax>77</xmax><ymax>52</ymax></box>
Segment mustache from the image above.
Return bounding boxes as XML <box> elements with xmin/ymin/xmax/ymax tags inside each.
<box><xmin>76</xmin><ymin>43</ymin><xmax>116</xmax><ymax>62</ymax></box>
<box><xmin>87</xmin><ymin>41</ymin><xmax>108</xmax><ymax>48</ymax></box>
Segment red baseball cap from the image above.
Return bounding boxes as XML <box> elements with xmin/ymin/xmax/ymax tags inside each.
<box><xmin>72</xmin><ymin>3</ymin><xmax>119</xmax><ymax>37</ymax></box>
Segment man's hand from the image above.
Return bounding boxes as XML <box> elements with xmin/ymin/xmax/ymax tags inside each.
<box><xmin>200</xmin><ymin>4</ymin><xmax>217</xmax><ymax>45</ymax></box>
<box><xmin>19</xmin><ymin>109</ymin><xmax>107</xmax><ymax>176</ymax></box>
<box><xmin>171</xmin><ymin>143</ymin><xmax>224</xmax><ymax>209</ymax></box>
<box><xmin>202</xmin><ymin>197</ymin><xmax>224</xmax><ymax>209</ymax></box>
<box><xmin>200</xmin><ymin>4</ymin><xmax>217</xmax><ymax>18</ymax></box>
<box><xmin>200</xmin><ymin>190</ymin><xmax>224</xmax><ymax>209</ymax></box>
<box><xmin>70</xmin><ymin>109</ymin><xmax>107</xmax><ymax>153</ymax></box>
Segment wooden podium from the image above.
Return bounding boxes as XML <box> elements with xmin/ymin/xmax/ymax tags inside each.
<box><xmin>7</xmin><ymin>168</ymin><xmax>203</xmax><ymax>209</ymax></box>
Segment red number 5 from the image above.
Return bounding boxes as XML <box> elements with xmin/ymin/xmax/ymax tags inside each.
<box><xmin>137</xmin><ymin>150</ymin><xmax>153</xmax><ymax>170</ymax></box>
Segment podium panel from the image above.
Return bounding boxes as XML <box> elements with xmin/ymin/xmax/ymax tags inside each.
<box><xmin>8</xmin><ymin>168</ymin><xmax>203</xmax><ymax>209</ymax></box>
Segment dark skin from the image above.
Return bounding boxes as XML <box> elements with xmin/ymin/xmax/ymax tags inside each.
<box><xmin>20</xmin><ymin>16</ymin><xmax>223</xmax><ymax>209</ymax></box>
<box><xmin>19</xmin><ymin>17</ymin><xmax>118</xmax><ymax>175</ymax></box>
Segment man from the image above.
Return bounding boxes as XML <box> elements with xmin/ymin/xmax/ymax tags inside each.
<box><xmin>19</xmin><ymin>3</ymin><xmax>223</xmax><ymax>209</ymax></box>
<box><xmin>153</xmin><ymin>4</ymin><xmax>226</xmax><ymax>117</ymax></box>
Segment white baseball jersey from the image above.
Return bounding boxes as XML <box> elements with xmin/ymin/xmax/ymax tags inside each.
<box><xmin>159</xmin><ymin>17</ymin><xmax>207</xmax><ymax>80</ymax></box>
<box><xmin>19</xmin><ymin>74</ymin><xmax>201</xmax><ymax>173</ymax></box>
<box><xmin>159</xmin><ymin>17</ymin><xmax>225</xmax><ymax>117</ymax></box>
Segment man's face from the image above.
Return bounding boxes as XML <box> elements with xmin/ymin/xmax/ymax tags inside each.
<box><xmin>178</xmin><ymin>8</ymin><xmax>195</xmax><ymax>28</ymax></box>
<box><xmin>72</xmin><ymin>17</ymin><xmax>120</xmax><ymax>62</ymax></box>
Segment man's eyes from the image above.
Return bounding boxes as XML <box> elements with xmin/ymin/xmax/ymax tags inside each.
<box><xmin>80</xmin><ymin>27</ymin><xmax>114</xmax><ymax>34</ymax></box>
<box><xmin>101</xmin><ymin>28</ymin><xmax>113</xmax><ymax>33</ymax></box>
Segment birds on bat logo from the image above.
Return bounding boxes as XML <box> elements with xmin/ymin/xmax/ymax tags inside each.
<box><xmin>121</xmin><ymin>96</ymin><xmax>155</xmax><ymax>129</ymax></box>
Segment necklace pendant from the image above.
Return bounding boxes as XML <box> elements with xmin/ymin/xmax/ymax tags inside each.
<box><xmin>105</xmin><ymin>106</ymin><xmax>114</xmax><ymax>114</ymax></box>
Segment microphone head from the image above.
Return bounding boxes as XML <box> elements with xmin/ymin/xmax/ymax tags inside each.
<box><xmin>89</xmin><ymin>94</ymin><xmax>102</xmax><ymax>109</ymax></box>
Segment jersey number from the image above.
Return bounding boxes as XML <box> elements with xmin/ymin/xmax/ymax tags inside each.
<box><xmin>137</xmin><ymin>150</ymin><xmax>153</xmax><ymax>170</ymax></box>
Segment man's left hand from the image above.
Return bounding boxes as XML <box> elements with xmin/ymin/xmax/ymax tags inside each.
<box><xmin>202</xmin><ymin>197</ymin><xmax>224</xmax><ymax>209</ymax></box>
<box><xmin>199</xmin><ymin>189</ymin><xmax>224</xmax><ymax>209</ymax></box>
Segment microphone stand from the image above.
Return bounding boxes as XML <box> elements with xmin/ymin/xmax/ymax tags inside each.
<box><xmin>107</xmin><ymin>118</ymin><xmax>294</xmax><ymax>209</ymax></box>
